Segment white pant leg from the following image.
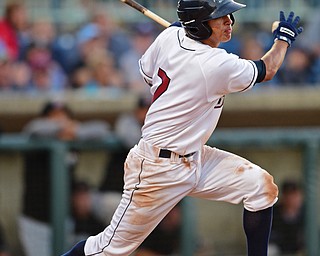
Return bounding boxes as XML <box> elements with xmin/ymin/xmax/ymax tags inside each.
<box><xmin>84</xmin><ymin>142</ymin><xmax>198</xmax><ymax>256</ymax></box>
<box><xmin>189</xmin><ymin>145</ymin><xmax>278</xmax><ymax>212</ymax></box>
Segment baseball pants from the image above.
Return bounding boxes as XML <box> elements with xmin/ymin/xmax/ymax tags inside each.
<box><xmin>84</xmin><ymin>139</ymin><xmax>278</xmax><ymax>255</ymax></box>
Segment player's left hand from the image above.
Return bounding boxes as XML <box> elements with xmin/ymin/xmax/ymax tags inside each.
<box><xmin>273</xmin><ymin>11</ymin><xmax>303</xmax><ymax>47</ymax></box>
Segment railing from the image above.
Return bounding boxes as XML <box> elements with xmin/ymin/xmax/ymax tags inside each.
<box><xmin>0</xmin><ymin>127</ymin><xmax>319</xmax><ymax>255</ymax></box>
<box><xmin>0</xmin><ymin>135</ymin><xmax>123</xmax><ymax>256</ymax></box>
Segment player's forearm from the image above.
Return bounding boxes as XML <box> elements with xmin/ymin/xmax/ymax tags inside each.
<box><xmin>261</xmin><ymin>40</ymin><xmax>288</xmax><ymax>81</ymax></box>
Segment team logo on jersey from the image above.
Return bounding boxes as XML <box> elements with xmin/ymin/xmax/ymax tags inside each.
<box><xmin>214</xmin><ymin>96</ymin><xmax>225</xmax><ymax>109</ymax></box>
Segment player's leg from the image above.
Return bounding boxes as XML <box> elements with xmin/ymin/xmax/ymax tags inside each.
<box><xmin>243</xmin><ymin>206</ymin><xmax>273</xmax><ymax>256</ymax></box>
<box><xmin>188</xmin><ymin>145</ymin><xmax>278</xmax><ymax>256</ymax></box>
<box><xmin>63</xmin><ymin>169</ymin><xmax>180</xmax><ymax>256</ymax></box>
<box><xmin>64</xmin><ymin>143</ymin><xmax>197</xmax><ymax>256</ymax></box>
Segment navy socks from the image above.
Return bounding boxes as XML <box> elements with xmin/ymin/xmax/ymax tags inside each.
<box><xmin>243</xmin><ymin>207</ymin><xmax>273</xmax><ymax>256</ymax></box>
<box><xmin>62</xmin><ymin>240</ymin><xmax>86</xmax><ymax>256</ymax></box>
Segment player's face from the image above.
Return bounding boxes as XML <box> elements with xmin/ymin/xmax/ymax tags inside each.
<box><xmin>203</xmin><ymin>15</ymin><xmax>233</xmax><ymax>47</ymax></box>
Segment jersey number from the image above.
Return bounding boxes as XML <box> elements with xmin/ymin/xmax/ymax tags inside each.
<box><xmin>153</xmin><ymin>68</ymin><xmax>171</xmax><ymax>102</ymax></box>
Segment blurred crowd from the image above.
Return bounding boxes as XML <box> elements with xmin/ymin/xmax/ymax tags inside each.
<box><xmin>0</xmin><ymin>1</ymin><xmax>158</xmax><ymax>98</ymax></box>
<box><xmin>1</xmin><ymin>1</ymin><xmax>320</xmax><ymax>100</ymax></box>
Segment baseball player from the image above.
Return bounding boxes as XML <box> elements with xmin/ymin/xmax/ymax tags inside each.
<box><xmin>63</xmin><ymin>0</ymin><xmax>303</xmax><ymax>255</ymax></box>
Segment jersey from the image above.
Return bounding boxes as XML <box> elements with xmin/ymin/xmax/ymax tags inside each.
<box><xmin>139</xmin><ymin>26</ymin><xmax>258</xmax><ymax>155</ymax></box>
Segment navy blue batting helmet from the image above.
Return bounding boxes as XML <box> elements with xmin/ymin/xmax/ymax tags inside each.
<box><xmin>177</xmin><ymin>0</ymin><xmax>246</xmax><ymax>40</ymax></box>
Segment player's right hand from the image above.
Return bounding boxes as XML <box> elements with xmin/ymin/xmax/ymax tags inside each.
<box><xmin>273</xmin><ymin>11</ymin><xmax>303</xmax><ymax>47</ymax></box>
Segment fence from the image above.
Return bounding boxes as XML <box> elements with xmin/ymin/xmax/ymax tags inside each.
<box><xmin>0</xmin><ymin>127</ymin><xmax>319</xmax><ymax>255</ymax></box>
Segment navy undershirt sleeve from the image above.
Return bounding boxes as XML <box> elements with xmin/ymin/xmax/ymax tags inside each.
<box><xmin>253</xmin><ymin>60</ymin><xmax>266</xmax><ymax>84</ymax></box>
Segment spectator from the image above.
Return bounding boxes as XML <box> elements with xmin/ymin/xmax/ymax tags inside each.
<box><xmin>21</xmin><ymin>99</ymin><xmax>110</xmax><ymax>225</ymax></box>
<box><xmin>52</xmin><ymin>31</ymin><xmax>80</xmax><ymax>75</ymax></box>
<box><xmin>71</xmin><ymin>22</ymin><xmax>109</xmax><ymax>86</ymax></box>
<box><xmin>135</xmin><ymin>203</ymin><xmax>182</xmax><ymax>256</ymax></box>
<box><xmin>19</xmin><ymin>19</ymin><xmax>55</xmax><ymax>61</ymax></box>
<box><xmin>114</xmin><ymin>96</ymin><xmax>151</xmax><ymax>149</ymax></box>
<box><xmin>0</xmin><ymin>47</ymin><xmax>32</xmax><ymax>93</ymax></box>
<box><xmin>0</xmin><ymin>50</ymin><xmax>12</xmax><ymax>91</ymax></box>
<box><xmin>239</xmin><ymin>35</ymin><xmax>265</xmax><ymax>60</ymax></box>
<box><xmin>300</xmin><ymin>10</ymin><xmax>320</xmax><ymax>84</ymax></box>
<box><xmin>83</xmin><ymin>47</ymin><xmax>125</xmax><ymax>95</ymax></box>
<box><xmin>75</xmin><ymin>23</ymin><xmax>106</xmax><ymax>67</ymax></box>
<box><xmin>276</xmin><ymin>47</ymin><xmax>313</xmax><ymax>85</ymax></box>
<box><xmin>0</xmin><ymin>1</ymin><xmax>29</xmax><ymax>61</ymax></box>
<box><xmin>9</xmin><ymin>61</ymin><xmax>32</xmax><ymax>92</ymax></box>
<box><xmin>23</xmin><ymin>99</ymin><xmax>111</xmax><ymax>140</ymax></box>
<box><xmin>119</xmin><ymin>22</ymin><xmax>157</xmax><ymax>96</ymax></box>
<box><xmin>94</xmin><ymin>96</ymin><xmax>151</xmax><ymax>224</ymax></box>
<box><xmin>28</xmin><ymin>19</ymin><xmax>56</xmax><ymax>47</ymax></box>
<box><xmin>19</xmin><ymin>100</ymin><xmax>111</xmax><ymax>256</ymax></box>
<box><xmin>269</xmin><ymin>179</ymin><xmax>305</xmax><ymax>255</ymax></box>
<box><xmin>89</xmin><ymin>8</ymin><xmax>132</xmax><ymax>68</ymax></box>
<box><xmin>219</xmin><ymin>33</ymin><xmax>242</xmax><ymax>55</ymax></box>
<box><xmin>24</xmin><ymin>42</ymin><xmax>68</xmax><ymax>93</ymax></box>
<box><xmin>0</xmin><ymin>224</ymin><xmax>10</xmax><ymax>256</ymax></box>
<box><xmin>70</xmin><ymin>65</ymin><xmax>92</xmax><ymax>90</ymax></box>
<box><xmin>70</xmin><ymin>181</ymin><xmax>105</xmax><ymax>245</ymax></box>
<box><xmin>239</xmin><ymin>33</ymin><xmax>280</xmax><ymax>86</ymax></box>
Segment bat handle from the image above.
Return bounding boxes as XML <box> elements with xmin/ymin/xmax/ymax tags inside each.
<box><xmin>120</xmin><ymin>0</ymin><xmax>147</xmax><ymax>13</ymax></box>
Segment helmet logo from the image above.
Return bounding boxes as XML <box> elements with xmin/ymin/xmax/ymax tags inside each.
<box><xmin>184</xmin><ymin>19</ymin><xmax>196</xmax><ymax>25</ymax></box>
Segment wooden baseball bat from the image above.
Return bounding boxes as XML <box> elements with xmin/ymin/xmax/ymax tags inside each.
<box><xmin>119</xmin><ymin>0</ymin><xmax>171</xmax><ymax>28</ymax></box>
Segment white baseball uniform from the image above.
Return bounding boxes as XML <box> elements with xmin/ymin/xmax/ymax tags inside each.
<box><xmin>84</xmin><ymin>25</ymin><xmax>278</xmax><ymax>256</ymax></box>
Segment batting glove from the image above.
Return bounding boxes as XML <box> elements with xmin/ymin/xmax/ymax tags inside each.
<box><xmin>273</xmin><ymin>11</ymin><xmax>303</xmax><ymax>47</ymax></box>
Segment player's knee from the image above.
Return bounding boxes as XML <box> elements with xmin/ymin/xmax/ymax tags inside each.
<box><xmin>247</xmin><ymin>167</ymin><xmax>278</xmax><ymax>199</ymax></box>
<box><xmin>244</xmin><ymin>168</ymin><xmax>278</xmax><ymax>211</ymax></box>
<box><xmin>264</xmin><ymin>172</ymin><xmax>279</xmax><ymax>202</ymax></box>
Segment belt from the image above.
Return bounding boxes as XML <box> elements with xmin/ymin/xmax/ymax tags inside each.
<box><xmin>158</xmin><ymin>149</ymin><xmax>195</xmax><ymax>159</ymax></box>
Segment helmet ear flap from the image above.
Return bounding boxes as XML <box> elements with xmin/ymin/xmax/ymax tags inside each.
<box><xmin>182</xmin><ymin>19</ymin><xmax>213</xmax><ymax>40</ymax></box>
<box><xmin>202</xmin><ymin>21</ymin><xmax>213</xmax><ymax>39</ymax></box>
